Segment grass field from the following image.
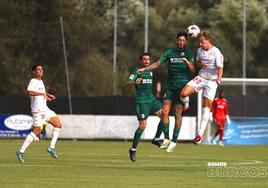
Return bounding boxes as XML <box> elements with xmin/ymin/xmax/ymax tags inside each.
<box><xmin>0</xmin><ymin>139</ymin><xmax>267</xmax><ymax>188</ymax></box>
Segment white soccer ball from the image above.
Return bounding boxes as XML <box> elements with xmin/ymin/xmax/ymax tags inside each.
<box><xmin>186</xmin><ymin>25</ymin><xmax>200</xmax><ymax>38</ymax></box>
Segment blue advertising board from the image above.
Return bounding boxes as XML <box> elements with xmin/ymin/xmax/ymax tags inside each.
<box><xmin>0</xmin><ymin>114</ymin><xmax>33</xmax><ymax>137</ymax></box>
<box><xmin>223</xmin><ymin>118</ymin><xmax>268</xmax><ymax>144</ymax></box>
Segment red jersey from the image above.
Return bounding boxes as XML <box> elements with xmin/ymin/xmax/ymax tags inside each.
<box><xmin>211</xmin><ymin>97</ymin><xmax>229</xmax><ymax>120</ymax></box>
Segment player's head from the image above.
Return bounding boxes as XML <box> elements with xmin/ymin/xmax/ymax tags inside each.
<box><xmin>197</xmin><ymin>31</ymin><xmax>212</xmax><ymax>50</ymax></box>
<box><xmin>219</xmin><ymin>89</ymin><xmax>225</xmax><ymax>99</ymax></box>
<box><xmin>32</xmin><ymin>64</ymin><xmax>43</xmax><ymax>79</ymax></box>
<box><xmin>139</xmin><ymin>52</ymin><xmax>151</xmax><ymax>67</ymax></box>
<box><xmin>176</xmin><ymin>32</ymin><xmax>188</xmax><ymax>49</ymax></box>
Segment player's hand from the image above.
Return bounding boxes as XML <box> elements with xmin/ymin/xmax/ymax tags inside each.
<box><xmin>209</xmin><ymin>112</ymin><xmax>213</xmax><ymax>122</ymax></box>
<box><xmin>136</xmin><ymin>68</ymin><xmax>145</xmax><ymax>74</ymax></box>
<box><xmin>181</xmin><ymin>57</ymin><xmax>188</xmax><ymax>63</ymax></box>
<box><xmin>226</xmin><ymin>115</ymin><xmax>231</xmax><ymax>124</ymax></box>
<box><xmin>197</xmin><ymin>60</ymin><xmax>207</xmax><ymax>69</ymax></box>
<box><xmin>216</xmin><ymin>80</ymin><xmax>221</xmax><ymax>85</ymax></box>
<box><xmin>135</xmin><ymin>77</ymin><xmax>142</xmax><ymax>84</ymax></box>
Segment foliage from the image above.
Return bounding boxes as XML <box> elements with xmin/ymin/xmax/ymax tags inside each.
<box><xmin>0</xmin><ymin>0</ymin><xmax>267</xmax><ymax>96</ymax></box>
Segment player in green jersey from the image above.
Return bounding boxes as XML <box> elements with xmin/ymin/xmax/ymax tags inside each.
<box><xmin>137</xmin><ymin>32</ymin><xmax>195</xmax><ymax>152</ymax></box>
<box><xmin>128</xmin><ymin>53</ymin><xmax>164</xmax><ymax>162</ymax></box>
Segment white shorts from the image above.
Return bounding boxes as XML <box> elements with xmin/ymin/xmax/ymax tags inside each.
<box><xmin>186</xmin><ymin>76</ymin><xmax>218</xmax><ymax>101</ymax></box>
<box><xmin>32</xmin><ymin>109</ymin><xmax>57</xmax><ymax>128</ymax></box>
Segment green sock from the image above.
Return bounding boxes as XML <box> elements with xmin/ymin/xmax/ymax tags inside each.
<box><xmin>172</xmin><ymin>127</ymin><xmax>180</xmax><ymax>143</ymax></box>
<box><xmin>162</xmin><ymin>123</ymin><xmax>170</xmax><ymax>139</ymax></box>
<box><xmin>154</xmin><ymin>120</ymin><xmax>163</xmax><ymax>139</ymax></box>
<box><xmin>132</xmin><ymin>128</ymin><xmax>144</xmax><ymax>149</ymax></box>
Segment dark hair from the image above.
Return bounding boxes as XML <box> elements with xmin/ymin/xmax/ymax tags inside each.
<box><xmin>177</xmin><ymin>32</ymin><xmax>188</xmax><ymax>39</ymax></box>
<box><xmin>139</xmin><ymin>52</ymin><xmax>151</xmax><ymax>60</ymax></box>
<box><xmin>32</xmin><ymin>64</ymin><xmax>43</xmax><ymax>71</ymax></box>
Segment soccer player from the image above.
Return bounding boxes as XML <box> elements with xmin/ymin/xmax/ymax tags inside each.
<box><xmin>137</xmin><ymin>32</ymin><xmax>195</xmax><ymax>152</ymax></box>
<box><xmin>128</xmin><ymin>53</ymin><xmax>164</xmax><ymax>162</ymax></box>
<box><xmin>210</xmin><ymin>90</ymin><xmax>230</xmax><ymax>146</ymax></box>
<box><xmin>16</xmin><ymin>64</ymin><xmax>62</xmax><ymax>163</ymax></box>
<box><xmin>180</xmin><ymin>31</ymin><xmax>224</xmax><ymax>144</ymax></box>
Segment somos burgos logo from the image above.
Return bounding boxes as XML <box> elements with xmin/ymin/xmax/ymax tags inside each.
<box><xmin>4</xmin><ymin>115</ymin><xmax>33</xmax><ymax>131</ymax></box>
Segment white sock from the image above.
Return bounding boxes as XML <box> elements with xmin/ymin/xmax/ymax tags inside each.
<box><xmin>19</xmin><ymin>132</ymin><xmax>37</xmax><ymax>153</ymax></box>
<box><xmin>180</xmin><ymin>96</ymin><xmax>189</xmax><ymax>108</ymax></box>
<box><xmin>199</xmin><ymin>107</ymin><xmax>210</xmax><ymax>136</ymax></box>
<box><xmin>50</xmin><ymin>127</ymin><xmax>61</xmax><ymax>149</ymax></box>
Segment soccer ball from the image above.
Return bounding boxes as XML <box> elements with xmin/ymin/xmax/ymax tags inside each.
<box><xmin>186</xmin><ymin>25</ymin><xmax>200</xmax><ymax>38</ymax></box>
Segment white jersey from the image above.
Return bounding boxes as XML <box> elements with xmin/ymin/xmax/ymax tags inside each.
<box><xmin>27</xmin><ymin>78</ymin><xmax>48</xmax><ymax>112</ymax></box>
<box><xmin>196</xmin><ymin>46</ymin><xmax>224</xmax><ymax>80</ymax></box>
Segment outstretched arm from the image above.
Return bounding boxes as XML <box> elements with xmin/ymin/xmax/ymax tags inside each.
<box><xmin>137</xmin><ymin>60</ymin><xmax>161</xmax><ymax>74</ymax></box>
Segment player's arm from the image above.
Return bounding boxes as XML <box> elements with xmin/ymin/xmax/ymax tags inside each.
<box><xmin>225</xmin><ymin>100</ymin><xmax>231</xmax><ymax>124</ymax></box>
<box><xmin>181</xmin><ymin>58</ymin><xmax>195</xmax><ymax>73</ymax></box>
<box><xmin>216</xmin><ymin>51</ymin><xmax>224</xmax><ymax>85</ymax></box>
<box><xmin>137</xmin><ymin>60</ymin><xmax>161</xmax><ymax>74</ymax></box>
<box><xmin>216</xmin><ymin>67</ymin><xmax>223</xmax><ymax>85</ymax></box>
<box><xmin>27</xmin><ymin>91</ymin><xmax>54</xmax><ymax>101</ymax></box>
<box><xmin>127</xmin><ymin>72</ymin><xmax>142</xmax><ymax>87</ymax></box>
<box><xmin>46</xmin><ymin>92</ymin><xmax>56</xmax><ymax>100</ymax></box>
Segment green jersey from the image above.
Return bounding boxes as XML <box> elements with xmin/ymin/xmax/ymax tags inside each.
<box><xmin>128</xmin><ymin>66</ymin><xmax>155</xmax><ymax>103</ymax></box>
<box><xmin>159</xmin><ymin>47</ymin><xmax>194</xmax><ymax>89</ymax></box>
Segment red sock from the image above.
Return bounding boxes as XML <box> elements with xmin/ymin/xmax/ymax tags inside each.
<box><xmin>214</xmin><ymin>129</ymin><xmax>220</xmax><ymax>139</ymax></box>
<box><xmin>219</xmin><ymin>128</ymin><xmax>224</xmax><ymax>141</ymax></box>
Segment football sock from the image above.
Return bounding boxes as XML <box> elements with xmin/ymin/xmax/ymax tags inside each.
<box><xmin>219</xmin><ymin>129</ymin><xmax>224</xmax><ymax>141</ymax></box>
<box><xmin>132</xmin><ymin>127</ymin><xmax>144</xmax><ymax>149</ymax></box>
<box><xmin>50</xmin><ymin>127</ymin><xmax>61</xmax><ymax>149</ymax></box>
<box><xmin>172</xmin><ymin>127</ymin><xmax>180</xmax><ymax>143</ymax></box>
<box><xmin>199</xmin><ymin>107</ymin><xmax>210</xmax><ymax>136</ymax></box>
<box><xmin>154</xmin><ymin>120</ymin><xmax>163</xmax><ymax>139</ymax></box>
<box><xmin>214</xmin><ymin>129</ymin><xmax>220</xmax><ymax>139</ymax></box>
<box><xmin>19</xmin><ymin>132</ymin><xmax>37</xmax><ymax>153</ymax></box>
<box><xmin>162</xmin><ymin>123</ymin><xmax>170</xmax><ymax>139</ymax></box>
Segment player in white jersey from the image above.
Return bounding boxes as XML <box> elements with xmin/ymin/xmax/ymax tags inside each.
<box><xmin>180</xmin><ymin>31</ymin><xmax>224</xmax><ymax>144</ymax></box>
<box><xmin>16</xmin><ymin>64</ymin><xmax>62</xmax><ymax>163</ymax></box>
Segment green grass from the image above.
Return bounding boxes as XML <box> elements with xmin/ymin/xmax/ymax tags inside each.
<box><xmin>0</xmin><ymin>139</ymin><xmax>268</xmax><ymax>188</ymax></box>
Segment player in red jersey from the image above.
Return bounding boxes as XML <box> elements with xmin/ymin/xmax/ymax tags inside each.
<box><xmin>210</xmin><ymin>90</ymin><xmax>230</xmax><ymax>146</ymax></box>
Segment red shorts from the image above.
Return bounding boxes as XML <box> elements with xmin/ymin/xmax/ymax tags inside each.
<box><xmin>214</xmin><ymin>118</ymin><xmax>226</xmax><ymax>127</ymax></box>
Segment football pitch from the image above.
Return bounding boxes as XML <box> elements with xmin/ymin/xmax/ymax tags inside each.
<box><xmin>0</xmin><ymin>139</ymin><xmax>267</xmax><ymax>188</ymax></box>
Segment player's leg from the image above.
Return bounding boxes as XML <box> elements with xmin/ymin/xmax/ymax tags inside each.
<box><xmin>16</xmin><ymin>113</ymin><xmax>43</xmax><ymax>163</ymax></box>
<box><xmin>159</xmin><ymin>100</ymin><xmax>173</xmax><ymax>149</ymax></box>
<box><xmin>194</xmin><ymin>80</ymin><xmax>218</xmax><ymax>144</ymax></box>
<box><xmin>213</xmin><ymin>123</ymin><xmax>221</xmax><ymax>145</ymax></box>
<box><xmin>180</xmin><ymin>77</ymin><xmax>200</xmax><ymax>110</ymax></box>
<box><xmin>152</xmin><ymin>100</ymin><xmax>164</xmax><ymax>147</ymax></box>
<box><xmin>129</xmin><ymin>120</ymin><xmax>147</xmax><ymax>162</ymax></box>
<box><xmin>167</xmin><ymin>103</ymin><xmax>183</xmax><ymax>152</ymax></box>
<box><xmin>47</xmin><ymin>114</ymin><xmax>62</xmax><ymax>158</ymax></box>
<box><xmin>129</xmin><ymin>103</ymin><xmax>149</xmax><ymax>162</ymax></box>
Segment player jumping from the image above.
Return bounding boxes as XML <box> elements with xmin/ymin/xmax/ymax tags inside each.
<box><xmin>137</xmin><ymin>32</ymin><xmax>195</xmax><ymax>152</ymax></box>
<box><xmin>180</xmin><ymin>31</ymin><xmax>224</xmax><ymax>144</ymax></box>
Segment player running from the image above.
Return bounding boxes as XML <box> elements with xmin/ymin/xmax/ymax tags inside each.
<box><xmin>210</xmin><ymin>90</ymin><xmax>230</xmax><ymax>146</ymax></box>
<box><xmin>180</xmin><ymin>31</ymin><xmax>224</xmax><ymax>144</ymax></box>
<box><xmin>128</xmin><ymin>53</ymin><xmax>164</xmax><ymax>162</ymax></box>
<box><xmin>137</xmin><ymin>32</ymin><xmax>195</xmax><ymax>152</ymax></box>
<box><xmin>16</xmin><ymin>64</ymin><xmax>62</xmax><ymax>163</ymax></box>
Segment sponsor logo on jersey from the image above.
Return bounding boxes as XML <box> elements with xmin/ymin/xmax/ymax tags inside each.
<box><xmin>142</xmin><ymin>79</ymin><xmax>152</xmax><ymax>84</ymax></box>
<box><xmin>170</xmin><ymin>57</ymin><xmax>184</xmax><ymax>63</ymax></box>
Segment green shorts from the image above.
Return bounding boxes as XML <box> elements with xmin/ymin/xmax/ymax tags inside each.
<box><xmin>135</xmin><ymin>99</ymin><xmax>162</xmax><ymax>120</ymax></box>
<box><xmin>163</xmin><ymin>88</ymin><xmax>183</xmax><ymax>105</ymax></box>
